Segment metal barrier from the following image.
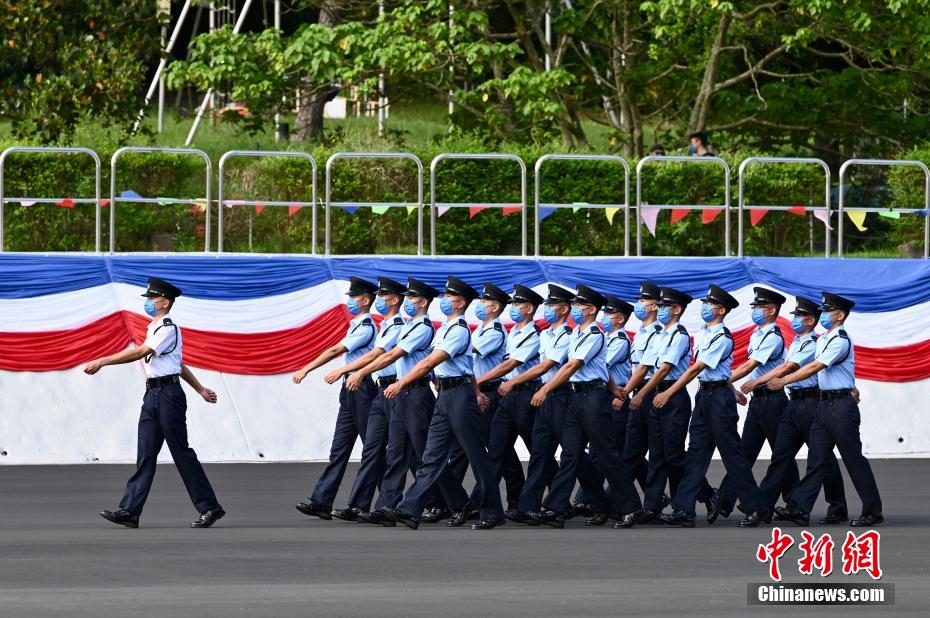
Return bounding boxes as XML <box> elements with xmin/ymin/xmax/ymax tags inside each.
<box><xmin>0</xmin><ymin>147</ymin><xmax>102</xmax><ymax>252</ymax></box>
<box><xmin>534</xmin><ymin>154</ymin><xmax>630</xmax><ymax>257</ymax></box>
<box><xmin>738</xmin><ymin>157</ymin><xmax>832</xmax><ymax>257</ymax></box>
<box><xmin>217</xmin><ymin>150</ymin><xmax>318</xmax><ymax>253</ymax></box>
<box><xmin>430</xmin><ymin>153</ymin><xmax>527</xmax><ymax>256</ymax></box>
<box><xmin>110</xmin><ymin>147</ymin><xmax>212</xmax><ymax>253</ymax></box>
<box><xmin>635</xmin><ymin>155</ymin><xmax>732</xmax><ymax>256</ymax></box>
<box><xmin>838</xmin><ymin>159</ymin><xmax>930</xmax><ymax>258</ymax></box>
<box><xmin>325</xmin><ymin>152</ymin><xmax>424</xmax><ymax>256</ymax></box>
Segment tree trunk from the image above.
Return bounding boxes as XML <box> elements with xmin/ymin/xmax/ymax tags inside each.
<box><xmin>687</xmin><ymin>13</ymin><xmax>731</xmax><ymax>134</ymax></box>
<box><xmin>293</xmin><ymin>0</ymin><xmax>341</xmax><ymax>142</ymax></box>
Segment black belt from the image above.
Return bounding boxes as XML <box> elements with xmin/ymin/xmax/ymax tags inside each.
<box><xmin>820</xmin><ymin>389</ymin><xmax>853</xmax><ymax>401</ymax></box>
<box><xmin>551</xmin><ymin>383</ymin><xmax>573</xmax><ymax>393</ymax></box>
<box><xmin>403</xmin><ymin>377</ymin><xmax>431</xmax><ymax>390</ymax></box>
<box><xmin>788</xmin><ymin>386</ymin><xmax>820</xmax><ymax>401</ymax></box>
<box><xmin>436</xmin><ymin>376</ymin><xmax>470</xmax><ymax>391</ymax></box>
<box><xmin>571</xmin><ymin>379</ymin><xmax>605</xmax><ymax>393</ymax></box>
<box><xmin>513</xmin><ymin>381</ymin><xmax>541</xmax><ymax>392</ymax></box>
<box><xmin>698</xmin><ymin>380</ymin><xmax>729</xmax><ymax>391</ymax></box>
<box><xmin>146</xmin><ymin>374</ymin><xmax>179</xmax><ymax>390</ymax></box>
<box><xmin>654</xmin><ymin>380</ymin><xmax>676</xmax><ymax>393</ymax></box>
<box><xmin>342</xmin><ymin>372</ymin><xmax>372</xmax><ymax>385</ymax></box>
<box><xmin>752</xmin><ymin>386</ymin><xmax>782</xmax><ymax>398</ymax></box>
<box><xmin>377</xmin><ymin>376</ymin><xmax>397</xmax><ymax>388</ymax></box>
<box><xmin>480</xmin><ymin>380</ymin><xmax>503</xmax><ymax>393</ymax></box>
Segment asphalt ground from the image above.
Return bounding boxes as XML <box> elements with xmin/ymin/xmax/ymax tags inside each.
<box><xmin>1</xmin><ymin>460</ymin><xmax>926</xmax><ymax>617</ymax></box>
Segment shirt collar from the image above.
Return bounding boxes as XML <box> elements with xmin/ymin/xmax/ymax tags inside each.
<box><xmin>516</xmin><ymin>320</ymin><xmax>537</xmax><ymax>334</ymax></box>
<box><xmin>350</xmin><ymin>312</ymin><xmax>371</xmax><ymax>325</ymax></box>
<box><xmin>756</xmin><ymin>321</ymin><xmax>777</xmax><ymax>334</ymax></box>
<box><xmin>705</xmin><ymin>321</ymin><xmax>726</xmax><ymax>334</ymax></box>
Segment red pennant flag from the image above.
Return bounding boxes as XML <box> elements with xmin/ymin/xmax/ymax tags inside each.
<box><xmin>99</xmin><ymin>198</ymin><xmax>111</xmax><ymax>207</ymax></box>
<box><xmin>288</xmin><ymin>205</ymin><xmax>301</xmax><ymax>217</ymax></box>
<box><xmin>469</xmin><ymin>206</ymin><xmax>488</xmax><ymax>218</ymax></box>
<box><xmin>701</xmin><ymin>208</ymin><xmax>724</xmax><ymax>224</ymax></box>
<box><xmin>670</xmin><ymin>208</ymin><xmax>691</xmax><ymax>224</ymax></box>
<box><xmin>501</xmin><ymin>206</ymin><xmax>522</xmax><ymax>216</ymax></box>
<box><xmin>788</xmin><ymin>205</ymin><xmax>806</xmax><ymax>216</ymax></box>
<box><xmin>56</xmin><ymin>198</ymin><xmax>75</xmax><ymax>208</ymax></box>
<box><xmin>750</xmin><ymin>209</ymin><xmax>768</xmax><ymax>226</ymax></box>
<box><xmin>255</xmin><ymin>205</ymin><xmax>265</xmax><ymax>215</ymax></box>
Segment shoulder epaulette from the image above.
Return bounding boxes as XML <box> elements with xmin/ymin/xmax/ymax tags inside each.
<box><xmin>493</xmin><ymin>322</ymin><xmax>504</xmax><ymax>332</ymax></box>
<box><xmin>533</xmin><ymin>324</ymin><xmax>542</xmax><ymax>335</ymax></box>
<box><xmin>676</xmin><ymin>324</ymin><xmax>688</xmax><ymax>335</ymax></box>
<box><xmin>563</xmin><ymin>324</ymin><xmax>573</xmax><ymax>334</ymax></box>
<box><xmin>392</xmin><ymin>316</ymin><xmax>404</xmax><ymax>325</ymax></box>
<box><xmin>590</xmin><ymin>325</ymin><xmax>602</xmax><ymax>334</ymax></box>
<box><xmin>162</xmin><ymin>317</ymin><xmax>174</xmax><ymax>326</ymax></box>
<box><xmin>837</xmin><ymin>329</ymin><xmax>849</xmax><ymax>339</ymax></box>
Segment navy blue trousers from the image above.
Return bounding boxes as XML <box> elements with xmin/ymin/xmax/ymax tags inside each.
<box><xmin>756</xmin><ymin>396</ymin><xmax>847</xmax><ymax>515</ymax></box>
<box><xmin>120</xmin><ymin>383</ymin><xmax>219</xmax><ymax>516</ymax></box>
<box><xmin>719</xmin><ymin>390</ymin><xmax>797</xmax><ymax>513</ymax></box>
<box><xmin>517</xmin><ymin>388</ymin><xmax>571</xmax><ymax>514</ymax></box>
<box><xmin>788</xmin><ymin>397</ymin><xmax>882</xmax><ymax>516</ymax></box>
<box><xmin>345</xmin><ymin>387</ymin><xmax>391</xmax><ymax>512</ymax></box>
<box><xmin>672</xmin><ymin>388</ymin><xmax>761</xmax><ymax>515</ymax></box>
<box><xmin>310</xmin><ymin>378</ymin><xmax>378</xmax><ymax>507</ymax></box>
<box><xmin>644</xmin><ymin>389</ymin><xmax>703</xmax><ymax>511</ymax></box>
<box><xmin>543</xmin><ymin>387</ymin><xmax>642</xmax><ymax>516</ymax></box>
<box><xmin>450</xmin><ymin>387</ymin><xmax>525</xmax><ymax>509</ymax></box>
<box><xmin>397</xmin><ymin>383</ymin><xmax>503</xmax><ymax>521</ymax></box>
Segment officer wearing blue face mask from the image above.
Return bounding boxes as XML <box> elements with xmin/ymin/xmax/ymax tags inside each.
<box><xmin>294</xmin><ymin>276</ymin><xmax>378</xmax><ymax>520</ymax></box>
<box><xmin>743</xmin><ymin>296</ymin><xmax>848</xmax><ymax>523</ymax></box>
<box><xmin>91</xmin><ymin>277</ymin><xmax>225</xmax><ymax>529</ymax></box>
<box><xmin>655</xmin><ymin>284</ymin><xmax>769</xmax><ymax>527</ymax></box>
<box><xmin>771</xmin><ymin>292</ymin><xmax>883</xmax><ymax>528</ymax></box>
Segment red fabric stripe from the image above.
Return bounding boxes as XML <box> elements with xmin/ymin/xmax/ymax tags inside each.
<box><xmin>0</xmin><ymin>313</ymin><xmax>133</xmax><ymax>372</ymax></box>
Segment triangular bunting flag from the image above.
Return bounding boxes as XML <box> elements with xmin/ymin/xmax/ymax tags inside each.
<box><xmin>750</xmin><ymin>209</ymin><xmax>768</xmax><ymax>226</ymax></box>
<box><xmin>671</xmin><ymin>208</ymin><xmax>691</xmax><ymax>224</ymax></box>
<box><xmin>255</xmin><ymin>205</ymin><xmax>265</xmax><ymax>215</ymax></box>
<box><xmin>157</xmin><ymin>198</ymin><xmax>171</xmax><ymax>206</ymax></box>
<box><xmin>406</xmin><ymin>206</ymin><xmax>417</xmax><ymax>216</ymax></box>
<box><xmin>437</xmin><ymin>206</ymin><xmax>451</xmax><ymax>217</ymax></box>
<box><xmin>119</xmin><ymin>189</ymin><xmax>143</xmax><ymax>200</ymax></box>
<box><xmin>813</xmin><ymin>209</ymin><xmax>832</xmax><ymax>230</ymax></box>
<box><xmin>100</xmin><ymin>199</ymin><xmax>110</xmax><ymax>207</ymax></box>
<box><xmin>788</xmin><ymin>205</ymin><xmax>806</xmax><ymax>216</ymax></box>
<box><xmin>341</xmin><ymin>206</ymin><xmax>357</xmax><ymax>214</ymax></box>
<box><xmin>193</xmin><ymin>201</ymin><xmax>207</xmax><ymax>213</ymax></box>
<box><xmin>572</xmin><ymin>201</ymin><xmax>587</xmax><ymax>214</ymax></box>
<box><xmin>640</xmin><ymin>206</ymin><xmax>659</xmax><ymax>236</ymax></box>
<box><xmin>878</xmin><ymin>210</ymin><xmax>900</xmax><ymax>219</ymax></box>
<box><xmin>224</xmin><ymin>199</ymin><xmax>244</xmax><ymax>208</ymax></box>
<box><xmin>701</xmin><ymin>208</ymin><xmax>723</xmax><ymax>224</ymax></box>
<box><xmin>605</xmin><ymin>207</ymin><xmax>620</xmax><ymax>225</ymax></box>
<box><xmin>846</xmin><ymin>209</ymin><xmax>868</xmax><ymax>231</ymax></box>
<box><xmin>916</xmin><ymin>209</ymin><xmax>930</xmax><ymax>216</ymax></box>
<box><xmin>288</xmin><ymin>205</ymin><xmax>301</xmax><ymax>217</ymax></box>
<box><xmin>539</xmin><ymin>207</ymin><xmax>556</xmax><ymax>220</ymax></box>
<box><xmin>469</xmin><ymin>206</ymin><xmax>487</xmax><ymax>218</ymax></box>
<box><xmin>56</xmin><ymin>198</ymin><xmax>75</xmax><ymax>208</ymax></box>
<box><xmin>20</xmin><ymin>200</ymin><xmax>37</xmax><ymax>206</ymax></box>
<box><xmin>371</xmin><ymin>205</ymin><xmax>390</xmax><ymax>215</ymax></box>
<box><xmin>502</xmin><ymin>206</ymin><xmax>522</xmax><ymax>216</ymax></box>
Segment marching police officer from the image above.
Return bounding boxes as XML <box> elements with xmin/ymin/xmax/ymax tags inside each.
<box><xmin>383</xmin><ymin>276</ymin><xmax>505</xmax><ymax>530</ymax></box>
<box><xmin>529</xmin><ymin>285</ymin><xmax>642</xmax><ymax>528</ymax></box>
<box><xmin>742</xmin><ymin>296</ymin><xmax>848</xmax><ymax>522</ymax></box>
<box><xmin>320</xmin><ymin>276</ymin><xmax>407</xmax><ymax>521</ymax></box>
<box><xmin>772</xmin><ymin>292</ymin><xmax>883</xmax><ymax>527</ymax></box>
<box><xmin>89</xmin><ymin>277</ymin><xmax>225</xmax><ymax>529</ymax></box>
<box><xmin>294</xmin><ymin>276</ymin><xmax>378</xmax><ymax>520</ymax></box>
<box><xmin>719</xmin><ymin>287</ymin><xmax>796</xmax><ymax>518</ymax></box>
<box><xmin>654</xmin><ymin>284</ymin><xmax>768</xmax><ymax>527</ymax></box>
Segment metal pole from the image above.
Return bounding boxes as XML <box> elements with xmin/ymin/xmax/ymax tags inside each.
<box><xmin>544</xmin><ymin>2</ymin><xmax>552</xmax><ymax>72</ymax></box>
<box><xmin>273</xmin><ymin>0</ymin><xmax>281</xmax><ymax>142</ymax></box>
<box><xmin>378</xmin><ymin>0</ymin><xmax>386</xmax><ymax>138</ymax></box>
<box><xmin>448</xmin><ymin>2</ymin><xmax>454</xmax><ymax>118</ymax></box>
<box><xmin>158</xmin><ymin>25</ymin><xmax>167</xmax><ymax>133</ymax></box>
<box><xmin>186</xmin><ymin>0</ymin><xmax>255</xmax><ymax>146</ymax></box>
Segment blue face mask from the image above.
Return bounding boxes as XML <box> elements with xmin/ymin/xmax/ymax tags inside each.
<box><xmin>791</xmin><ymin>316</ymin><xmax>807</xmax><ymax>334</ymax></box>
<box><xmin>819</xmin><ymin>312</ymin><xmax>834</xmax><ymax>329</ymax></box>
<box><xmin>509</xmin><ymin>305</ymin><xmax>525</xmax><ymax>323</ymax></box>
<box><xmin>700</xmin><ymin>303</ymin><xmax>716</xmax><ymax>323</ymax></box>
<box><xmin>374</xmin><ymin>297</ymin><xmax>389</xmax><ymax>314</ymax></box>
<box><xmin>633</xmin><ymin>301</ymin><xmax>649</xmax><ymax>321</ymax></box>
<box><xmin>657</xmin><ymin>306</ymin><xmax>672</xmax><ymax>325</ymax></box>
<box><xmin>474</xmin><ymin>303</ymin><xmax>488</xmax><ymax>321</ymax></box>
<box><xmin>346</xmin><ymin>299</ymin><xmax>362</xmax><ymax>316</ymax></box>
<box><xmin>751</xmin><ymin>308</ymin><xmax>768</xmax><ymax>325</ymax></box>
<box><xmin>600</xmin><ymin>315</ymin><xmax>614</xmax><ymax>332</ymax></box>
<box><xmin>144</xmin><ymin>299</ymin><xmax>158</xmax><ymax>317</ymax></box>
<box><xmin>689</xmin><ymin>144</ymin><xmax>698</xmax><ymax>154</ymax></box>
<box><xmin>570</xmin><ymin>306</ymin><xmax>586</xmax><ymax>323</ymax></box>
<box><xmin>543</xmin><ymin>305</ymin><xmax>558</xmax><ymax>324</ymax></box>
<box><xmin>439</xmin><ymin>296</ymin><xmax>455</xmax><ymax>316</ymax></box>
<box><xmin>403</xmin><ymin>299</ymin><xmax>419</xmax><ymax>317</ymax></box>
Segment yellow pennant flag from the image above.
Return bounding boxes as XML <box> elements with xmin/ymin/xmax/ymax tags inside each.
<box><xmin>846</xmin><ymin>209</ymin><xmax>868</xmax><ymax>232</ymax></box>
<box><xmin>406</xmin><ymin>206</ymin><xmax>417</xmax><ymax>216</ymax></box>
<box><xmin>605</xmin><ymin>207</ymin><xmax>620</xmax><ymax>225</ymax></box>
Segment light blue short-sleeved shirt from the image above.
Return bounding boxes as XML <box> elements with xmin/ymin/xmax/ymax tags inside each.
<box><xmin>815</xmin><ymin>326</ymin><xmax>855</xmax><ymax>390</ymax></box>
<box><xmin>395</xmin><ymin>316</ymin><xmax>435</xmax><ymax>379</ymax></box>
<box><xmin>694</xmin><ymin>323</ymin><xmax>734</xmax><ymax>382</ymax></box>
<box><xmin>341</xmin><ymin>314</ymin><xmax>377</xmax><ymax>364</ymax></box>
<box><xmin>568</xmin><ymin>322</ymin><xmax>608</xmax><ymax>383</ymax></box>
<box><xmin>433</xmin><ymin>317</ymin><xmax>474</xmax><ymax>378</ymax></box>
<box><xmin>637</xmin><ymin>322</ymin><xmax>667</xmax><ymax>377</ymax></box>
<box><xmin>747</xmin><ymin>322</ymin><xmax>786</xmax><ymax>381</ymax></box>
<box><xmin>606</xmin><ymin>331</ymin><xmax>632</xmax><ymax>386</ymax></box>
<box><xmin>654</xmin><ymin>323</ymin><xmax>692</xmax><ymax>381</ymax></box>
<box><xmin>786</xmin><ymin>332</ymin><xmax>819</xmax><ymax>389</ymax></box>
<box><xmin>539</xmin><ymin>324</ymin><xmax>573</xmax><ymax>383</ymax></box>
<box><xmin>472</xmin><ymin>318</ymin><xmax>508</xmax><ymax>379</ymax></box>
<box><xmin>504</xmin><ymin>321</ymin><xmax>542</xmax><ymax>379</ymax></box>
<box><xmin>372</xmin><ymin>315</ymin><xmax>405</xmax><ymax>378</ymax></box>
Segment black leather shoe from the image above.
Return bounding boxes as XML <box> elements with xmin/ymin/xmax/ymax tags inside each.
<box><xmin>738</xmin><ymin>509</ymin><xmax>770</xmax><ymax>528</ymax></box>
<box><xmin>658</xmin><ymin>494</ymin><xmax>671</xmax><ymax>513</ymax></box>
<box><xmin>529</xmin><ymin>509</ymin><xmax>565</xmax><ymax>529</ymax></box>
<box><xmin>705</xmin><ymin>488</ymin><xmax>721</xmax><ymax>524</ymax></box>
<box><xmin>331</xmin><ymin>507</ymin><xmax>360</xmax><ymax>522</ymax></box>
<box><xmin>585</xmin><ymin>513</ymin><xmax>611</xmax><ymax>526</ymax></box>
<box><xmin>447</xmin><ymin>509</ymin><xmax>469</xmax><ymax>527</ymax></box>
<box><xmin>367</xmin><ymin>508</ymin><xmax>396</xmax><ymax>527</ymax></box>
<box><xmin>296</xmin><ymin>501</ymin><xmax>332</xmax><ymax>520</ymax></box>
<box><xmin>818</xmin><ymin>512</ymin><xmax>850</xmax><ymax>525</ymax></box>
<box><xmin>421</xmin><ymin>506</ymin><xmax>450</xmax><ymax>524</ymax></box>
<box><xmin>612</xmin><ymin>510</ymin><xmax>641</xmax><ymax>529</ymax></box>
<box><xmin>356</xmin><ymin>511</ymin><xmax>373</xmax><ymax>524</ymax></box>
<box><xmin>571</xmin><ymin>502</ymin><xmax>594</xmax><ymax>518</ymax></box>
<box><xmin>383</xmin><ymin>507</ymin><xmax>419</xmax><ymax>530</ymax></box>
<box><xmin>466</xmin><ymin>506</ymin><xmax>481</xmax><ymax>521</ymax></box>
<box><xmin>660</xmin><ymin>509</ymin><xmax>696</xmax><ymax>527</ymax></box>
<box><xmin>505</xmin><ymin>510</ymin><xmax>540</xmax><ymax>526</ymax></box>
<box><xmin>100</xmin><ymin>509</ymin><xmax>139</xmax><ymax>529</ymax></box>
<box><xmin>472</xmin><ymin>518</ymin><xmax>505</xmax><ymax>530</ymax></box>
<box><xmin>851</xmin><ymin>513</ymin><xmax>884</xmax><ymax>527</ymax></box>
<box><xmin>774</xmin><ymin>505</ymin><xmax>809</xmax><ymax>526</ymax></box>
<box><xmin>772</xmin><ymin>508</ymin><xmax>786</xmax><ymax>521</ymax></box>
<box><xmin>192</xmin><ymin>508</ymin><xmax>226</xmax><ymax>528</ymax></box>
<box><xmin>636</xmin><ymin>510</ymin><xmax>664</xmax><ymax>525</ymax></box>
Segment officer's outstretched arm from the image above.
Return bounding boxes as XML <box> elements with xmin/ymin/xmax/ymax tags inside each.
<box><xmin>740</xmin><ymin>361</ymin><xmax>798</xmax><ymax>393</ymax></box>
<box><xmin>537</xmin><ymin>359</ymin><xmax>582</xmax><ymax>395</ymax></box>
<box><xmin>292</xmin><ymin>343</ymin><xmax>349</xmax><ymax>384</ymax></box>
<box><xmin>730</xmin><ymin>358</ymin><xmax>760</xmax><ymax>383</ymax></box>
<box><xmin>383</xmin><ymin>349</ymin><xmax>450</xmax><ymax>399</ymax></box>
<box><xmin>84</xmin><ymin>345</ymin><xmax>154</xmax><ymax>375</ymax></box>
<box><xmin>508</xmin><ymin>358</ymin><xmax>553</xmax><ymax>386</ymax></box>
<box><xmin>181</xmin><ymin>364</ymin><xmax>218</xmax><ymax>403</ymax></box>
<box><xmin>328</xmin><ymin>347</ymin><xmax>385</xmax><ymax>381</ymax></box>
<box><xmin>768</xmin><ymin>360</ymin><xmax>825</xmax><ymax>390</ymax></box>
<box><xmin>477</xmin><ymin>359</ymin><xmax>521</xmax><ymax>384</ymax></box>
<box><xmin>653</xmin><ymin>361</ymin><xmax>704</xmax><ymax>408</ymax></box>
<box><xmin>623</xmin><ymin>364</ymin><xmax>650</xmax><ymax>394</ymax></box>
<box><xmin>636</xmin><ymin>362</ymin><xmax>673</xmax><ymax>399</ymax></box>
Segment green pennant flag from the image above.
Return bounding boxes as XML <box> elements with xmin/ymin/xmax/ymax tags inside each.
<box><xmin>572</xmin><ymin>201</ymin><xmax>587</xmax><ymax>214</ymax></box>
<box><xmin>878</xmin><ymin>210</ymin><xmax>901</xmax><ymax>219</ymax></box>
<box><xmin>371</xmin><ymin>205</ymin><xmax>390</xmax><ymax>215</ymax></box>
